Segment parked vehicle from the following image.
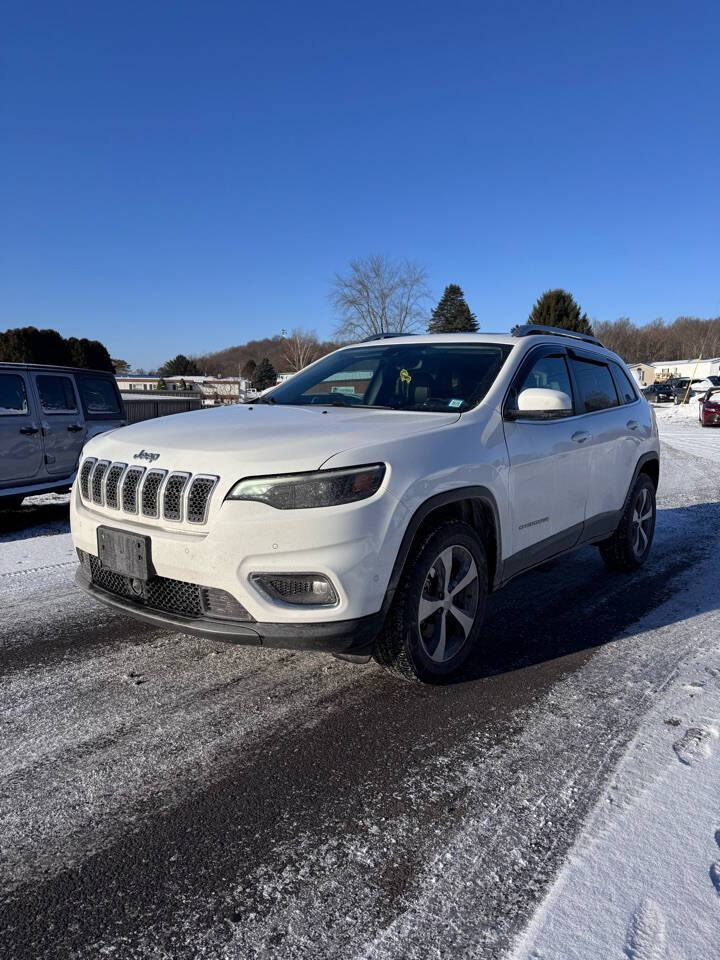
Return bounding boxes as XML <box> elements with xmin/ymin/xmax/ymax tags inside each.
<box><xmin>643</xmin><ymin>382</ymin><xmax>675</xmax><ymax>403</ymax></box>
<box><xmin>669</xmin><ymin>378</ymin><xmax>710</xmax><ymax>404</ymax></box>
<box><xmin>71</xmin><ymin>325</ymin><xmax>660</xmax><ymax>683</ymax></box>
<box><xmin>0</xmin><ymin>363</ymin><xmax>125</xmax><ymax>508</ymax></box>
<box><xmin>698</xmin><ymin>387</ymin><xmax>720</xmax><ymax>427</ymax></box>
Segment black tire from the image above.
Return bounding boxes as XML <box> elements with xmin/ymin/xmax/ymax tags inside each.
<box><xmin>373</xmin><ymin>520</ymin><xmax>488</xmax><ymax>682</ymax></box>
<box><xmin>598</xmin><ymin>474</ymin><xmax>656</xmax><ymax>572</ymax></box>
<box><xmin>0</xmin><ymin>495</ymin><xmax>24</xmax><ymax>510</ymax></box>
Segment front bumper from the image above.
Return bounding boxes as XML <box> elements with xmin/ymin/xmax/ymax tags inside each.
<box><xmin>71</xmin><ymin>481</ymin><xmax>409</xmax><ymax>624</ymax></box>
<box><xmin>76</xmin><ymin>566</ymin><xmax>383</xmax><ymax>654</ymax></box>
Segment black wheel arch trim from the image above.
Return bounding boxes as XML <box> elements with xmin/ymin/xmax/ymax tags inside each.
<box><xmin>383</xmin><ymin>486</ymin><xmax>504</xmax><ymax>614</ymax></box>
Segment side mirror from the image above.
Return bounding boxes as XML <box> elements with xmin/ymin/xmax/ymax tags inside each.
<box><xmin>509</xmin><ymin>387</ymin><xmax>573</xmax><ymax>420</ymax></box>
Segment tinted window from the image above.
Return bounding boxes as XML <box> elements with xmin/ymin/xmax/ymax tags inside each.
<box><xmin>571</xmin><ymin>358</ymin><xmax>619</xmax><ymax>412</ymax></box>
<box><xmin>506</xmin><ymin>352</ymin><xmax>574</xmax><ymax>418</ymax></box>
<box><xmin>610</xmin><ymin>363</ymin><xmax>638</xmax><ymax>405</ymax></box>
<box><xmin>267</xmin><ymin>344</ymin><xmax>512</xmax><ymax>413</ymax></box>
<box><xmin>78</xmin><ymin>376</ymin><xmax>121</xmax><ymax>415</ymax></box>
<box><xmin>0</xmin><ymin>374</ymin><xmax>29</xmax><ymax>415</ymax></box>
<box><xmin>519</xmin><ymin>354</ymin><xmax>573</xmax><ymax>398</ymax></box>
<box><xmin>36</xmin><ymin>375</ymin><xmax>78</xmax><ymax>412</ymax></box>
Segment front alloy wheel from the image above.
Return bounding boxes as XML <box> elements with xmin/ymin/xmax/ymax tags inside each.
<box><xmin>373</xmin><ymin>520</ymin><xmax>488</xmax><ymax>682</ymax></box>
<box><xmin>418</xmin><ymin>545</ymin><xmax>480</xmax><ymax>664</ymax></box>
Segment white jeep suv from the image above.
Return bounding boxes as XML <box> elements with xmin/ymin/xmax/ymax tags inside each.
<box><xmin>71</xmin><ymin>326</ymin><xmax>660</xmax><ymax>682</ymax></box>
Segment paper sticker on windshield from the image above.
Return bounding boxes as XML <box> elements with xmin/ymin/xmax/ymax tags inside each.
<box><xmin>448</xmin><ymin>398</ymin><xmax>463</xmax><ymax>408</ymax></box>
<box><xmin>399</xmin><ymin>368</ymin><xmax>412</xmax><ymax>384</ymax></box>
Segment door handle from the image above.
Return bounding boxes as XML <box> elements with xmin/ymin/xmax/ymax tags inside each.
<box><xmin>627</xmin><ymin>420</ymin><xmax>640</xmax><ymax>431</ymax></box>
<box><xmin>19</xmin><ymin>425</ymin><xmax>39</xmax><ymax>435</ymax></box>
<box><xmin>571</xmin><ymin>431</ymin><xmax>591</xmax><ymax>443</ymax></box>
<box><xmin>67</xmin><ymin>423</ymin><xmax>85</xmax><ymax>432</ymax></box>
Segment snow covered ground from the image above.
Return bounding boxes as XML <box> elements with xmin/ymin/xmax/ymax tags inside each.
<box><xmin>0</xmin><ymin>418</ymin><xmax>718</xmax><ymax>959</ymax></box>
<box><xmin>510</xmin><ymin>417</ymin><xmax>720</xmax><ymax>960</ymax></box>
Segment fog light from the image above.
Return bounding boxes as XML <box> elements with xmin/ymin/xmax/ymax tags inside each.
<box><xmin>250</xmin><ymin>573</ymin><xmax>339</xmax><ymax>606</ymax></box>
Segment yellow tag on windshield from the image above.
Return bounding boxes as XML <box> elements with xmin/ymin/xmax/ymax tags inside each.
<box><xmin>400</xmin><ymin>368</ymin><xmax>412</xmax><ymax>384</ymax></box>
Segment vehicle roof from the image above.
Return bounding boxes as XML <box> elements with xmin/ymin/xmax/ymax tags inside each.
<box><xmin>338</xmin><ymin>331</ymin><xmax>620</xmax><ymax>361</ymax></box>
<box><xmin>0</xmin><ymin>361</ymin><xmax>116</xmax><ymax>376</ymax></box>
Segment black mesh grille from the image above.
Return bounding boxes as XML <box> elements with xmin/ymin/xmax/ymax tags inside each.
<box><xmin>201</xmin><ymin>587</ymin><xmax>252</xmax><ymax>621</ymax></box>
<box><xmin>141</xmin><ymin>469</ymin><xmax>167</xmax><ymax>518</ymax></box>
<box><xmin>163</xmin><ymin>472</ymin><xmax>189</xmax><ymax>521</ymax></box>
<box><xmin>105</xmin><ymin>464</ymin><xmax>126</xmax><ymax>509</ymax></box>
<box><xmin>80</xmin><ymin>463</ymin><xmax>216</xmax><ymax>525</ymax></box>
<box><xmin>79</xmin><ymin>458</ymin><xmax>96</xmax><ymax>499</ymax></box>
<box><xmin>187</xmin><ymin>477</ymin><xmax>217</xmax><ymax>524</ymax></box>
<box><xmin>91</xmin><ymin>461</ymin><xmax>110</xmax><ymax>504</ymax></box>
<box><xmin>79</xmin><ymin>550</ymin><xmax>253</xmax><ymax>622</ymax></box>
<box><xmin>121</xmin><ymin>467</ymin><xmax>145</xmax><ymax>513</ymax></box>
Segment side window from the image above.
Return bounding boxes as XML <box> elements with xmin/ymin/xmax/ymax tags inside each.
<box><xmin>77</xmin><ymin>376</ymin><xmax>121</xmax><ymax>416</ymax></box>
<box><xmin>36</xmin><ymin>375</ymin><xmax>78</xmax><ymax>413</ymax></box>
<box><xmin>0</xmin><ymin>374</ymin><xmax>29</xmax><ymax>415</ymax></box>
<box><xmin>505</xmin><ymin>352</ymin><xmax>574</xmax><ymax>419</ymax></box>
<box><xmin>571</xmin><ymin>358</ymin><xmax>619</xmax><ymax>413</ymax></box>
<box><xmin>609</xmin><ymin>363</ymin><xmax>638</xmax><ymax>405</ymax></box>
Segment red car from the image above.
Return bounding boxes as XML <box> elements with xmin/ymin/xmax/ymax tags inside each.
<box><xmin>698</xmin><ymin>387</ymin><xmax>720</xmax><ymax>426</ymax></box>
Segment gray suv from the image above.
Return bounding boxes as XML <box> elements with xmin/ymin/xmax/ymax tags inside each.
<box><xmin>0</xmin><ymin>363</ymin><xmax>125</xmax><ymax>507</ymax></box>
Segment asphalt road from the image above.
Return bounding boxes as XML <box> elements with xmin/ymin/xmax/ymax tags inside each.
<box><xmin>1</xmin><ymin>427</ymin><xmax>718</xmax><ymax>960</ymax></box>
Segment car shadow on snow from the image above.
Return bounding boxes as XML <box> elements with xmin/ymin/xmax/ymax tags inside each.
<box><xmin>0</xmin><ymin>498</ymin><xmax>70</xmax><ymax>542</ymax></box>
<box><xmin>451</xmin><ymin>501</ymin><xmax>720</xmax><ymax>687</ymax></box>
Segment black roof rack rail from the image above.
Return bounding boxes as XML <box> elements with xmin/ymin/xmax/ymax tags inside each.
<box><xmin>361</xmin><ymin>331</ymin><xmax>415</xmax><ymax>342</ymax></box>
<box><xmin>510</xmin><ymin>323</ymin><xmax>604</xmax><ymax>347</ymax></box>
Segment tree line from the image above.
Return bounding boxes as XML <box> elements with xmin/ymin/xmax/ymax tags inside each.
<box><xmin>0</xmin><ymin>326</ymin><xmax>115</xmax><ymax>371</ymax></box>
<box><xmin>3</xmin><ymin>259</ymin><xmax>717</xmax><ymax>380</ymax></box>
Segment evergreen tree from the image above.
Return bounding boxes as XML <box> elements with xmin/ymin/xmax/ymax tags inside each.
<box><xmin>156</xmin><ymin>377</ymin><xmax>168</xmax><ymax>391</ymax></box>
<box><xmin>0</xmin><ymin>326</ymin><xmax>113</xmax><ymax>369</ymax></box>
<box><xmin>241</xmin><ymin>358</ymin><xmax>257</xmax><ymax>380</ymax></box>
<box><xmin>528</xmin><ymin>289</ymin><xmax>593</xmax><ymax>335</ymax></box>
<box><xmin>252</xmin><ymin>357</ymin><xmax>277</xmax><ymax>390</ymax></box>
<box><xmin>159</xmin><ymin>354</ymin><xmax>200</xmax><ymax>376</ymax></box>
<box><xmin>66</xmin><ymin>336</ymin><xmax>114</xmax><ymax>371</ymax></box>
<box><xmin>428</xmin><ymin>285</ymin><xmax>478</xmax><ymax>334</ymax></box>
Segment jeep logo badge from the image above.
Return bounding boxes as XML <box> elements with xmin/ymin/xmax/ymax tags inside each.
<box><xmin>133</xmin><ymin>449</ymin><xmax>160</xmax><ymax>462</ymax></box>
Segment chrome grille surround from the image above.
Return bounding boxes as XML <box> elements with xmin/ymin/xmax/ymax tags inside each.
<box><xmin>120</xmin><ymin>466</ymin><xmax>145</xmax><ymax>514</ymax></box>
<box><xmin>91</xmin><ymin>461</ymin><xmax>110</xmax><ymax>504</ymax></box>
<box><xmin>79</xmin><ymin>458</ymin><xmax>96</xmax><ymax>500</ymax></box>
<box><xmin>104</xmin><ymin>463</ymin><xmax>127</xmax><ymax>510</ymax></box>
<box><xmin>141</xmin><ymin>469</ymin><xmax>168</xmax><ymax>519</ymax></box>
<box><xmin>187</xmin><ymin>475</ymin><xmax>219</xmax><ymax>524</ymax></box>
<box><xmin>163</xmin><ymin>472</ymin><xmax>191</xmax><ymax>522</ymax></box>
<box><xmin>78</xmin><ymin>458</ymin><xmax>218</xmax><ymax>525</ymax></box>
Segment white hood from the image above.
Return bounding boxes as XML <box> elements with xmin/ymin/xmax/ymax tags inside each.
<box><xmin>83</xmin><ymin>404</ymin><xmax>460</xmax><ymax>479</ymax></box>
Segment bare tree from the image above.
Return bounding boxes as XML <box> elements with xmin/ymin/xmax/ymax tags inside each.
<box><xmin>281</xmin><ymin>328</ymin><xmax>321</xmax><ymax>372</ymax></box>
<box><xmin>331</xmin><ymin>254</ymin><xmax>432</xmax><ymax>341</ymax></box>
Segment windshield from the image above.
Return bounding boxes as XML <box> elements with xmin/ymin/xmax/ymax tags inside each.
<box><xmin>264</xmin><ymin>343</ymin><xmax>512</xmax><ymax>413</ymax></box>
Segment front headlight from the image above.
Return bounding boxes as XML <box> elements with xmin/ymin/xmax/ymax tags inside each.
<box><xmin>226</xmin><ymin>463</ymin><xmax>386</xmax><ymax>510</ymax></box>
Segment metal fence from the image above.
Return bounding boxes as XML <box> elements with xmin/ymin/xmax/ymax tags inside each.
<box><xmin>121</xmin><ymin>393</ymin><xmax>203</xmax><ymax>423</ymax></box>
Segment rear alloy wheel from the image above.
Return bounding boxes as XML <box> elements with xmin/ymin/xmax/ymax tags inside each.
<box><xmin>599</xmin><ymin>474</ymin><xmax>656</xmax><ymax>571</ymax></box>
<box><xmin>373</xmin><ymin>520</ymin><xmax>488</xmax><ymax>682</ymax></box>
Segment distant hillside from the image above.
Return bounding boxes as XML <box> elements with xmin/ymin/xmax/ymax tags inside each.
<box><xmin>194</xmin><ymin>335</ymin><xmax>342</xmax><ymax>377</ymax></box>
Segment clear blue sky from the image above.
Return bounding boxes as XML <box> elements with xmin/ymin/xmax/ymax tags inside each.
<box><xmin>2</xmin><ymin>0</ymin><xmax>718</xmax><ymax>369</ymax></box>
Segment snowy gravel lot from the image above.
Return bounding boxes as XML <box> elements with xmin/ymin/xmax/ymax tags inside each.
<box><xmin>1</xmin><ymin>415</ymin><xmax>718</xmax><ymax>960</ymax></box>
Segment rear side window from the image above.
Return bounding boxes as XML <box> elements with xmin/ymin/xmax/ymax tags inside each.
<box><xmin>609</xmin><ymin>363</ymin><xmax>638</xmax><ymax>404</ymax></box>
<box><xmin>570</xmin><ymin>358</ymin><xmax>619</xmax><ymax>412</ymax></box>
<box><xmin>0</xmin><ymin>374</ymin><xmax>29</xmax><ymax>415</ymax></box>
<box><xmin>36</xmin><ymin>375</ymin><xmax>78</xmax><ymax>413</ymax></box>
<box><xmin>78</xmin><ymin>376</ymin><xmax>121</xmax><ymax>416</ymax></box>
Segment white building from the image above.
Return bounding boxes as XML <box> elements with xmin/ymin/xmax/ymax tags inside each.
<box><xmin>651</xmin><ymin>358</ymin><xmax>720</xmax><ymax>381</ymax></box>
<box><xmin>116</xmin><ymin>375</ymin><xmax>249</xmax><ymax>404</ymax></box>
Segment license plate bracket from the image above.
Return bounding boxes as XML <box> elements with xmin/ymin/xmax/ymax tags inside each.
<box><xmin>97</xmin><ymin>526</ymin><xmax>153</xmax><ymax>580</ymax></box>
